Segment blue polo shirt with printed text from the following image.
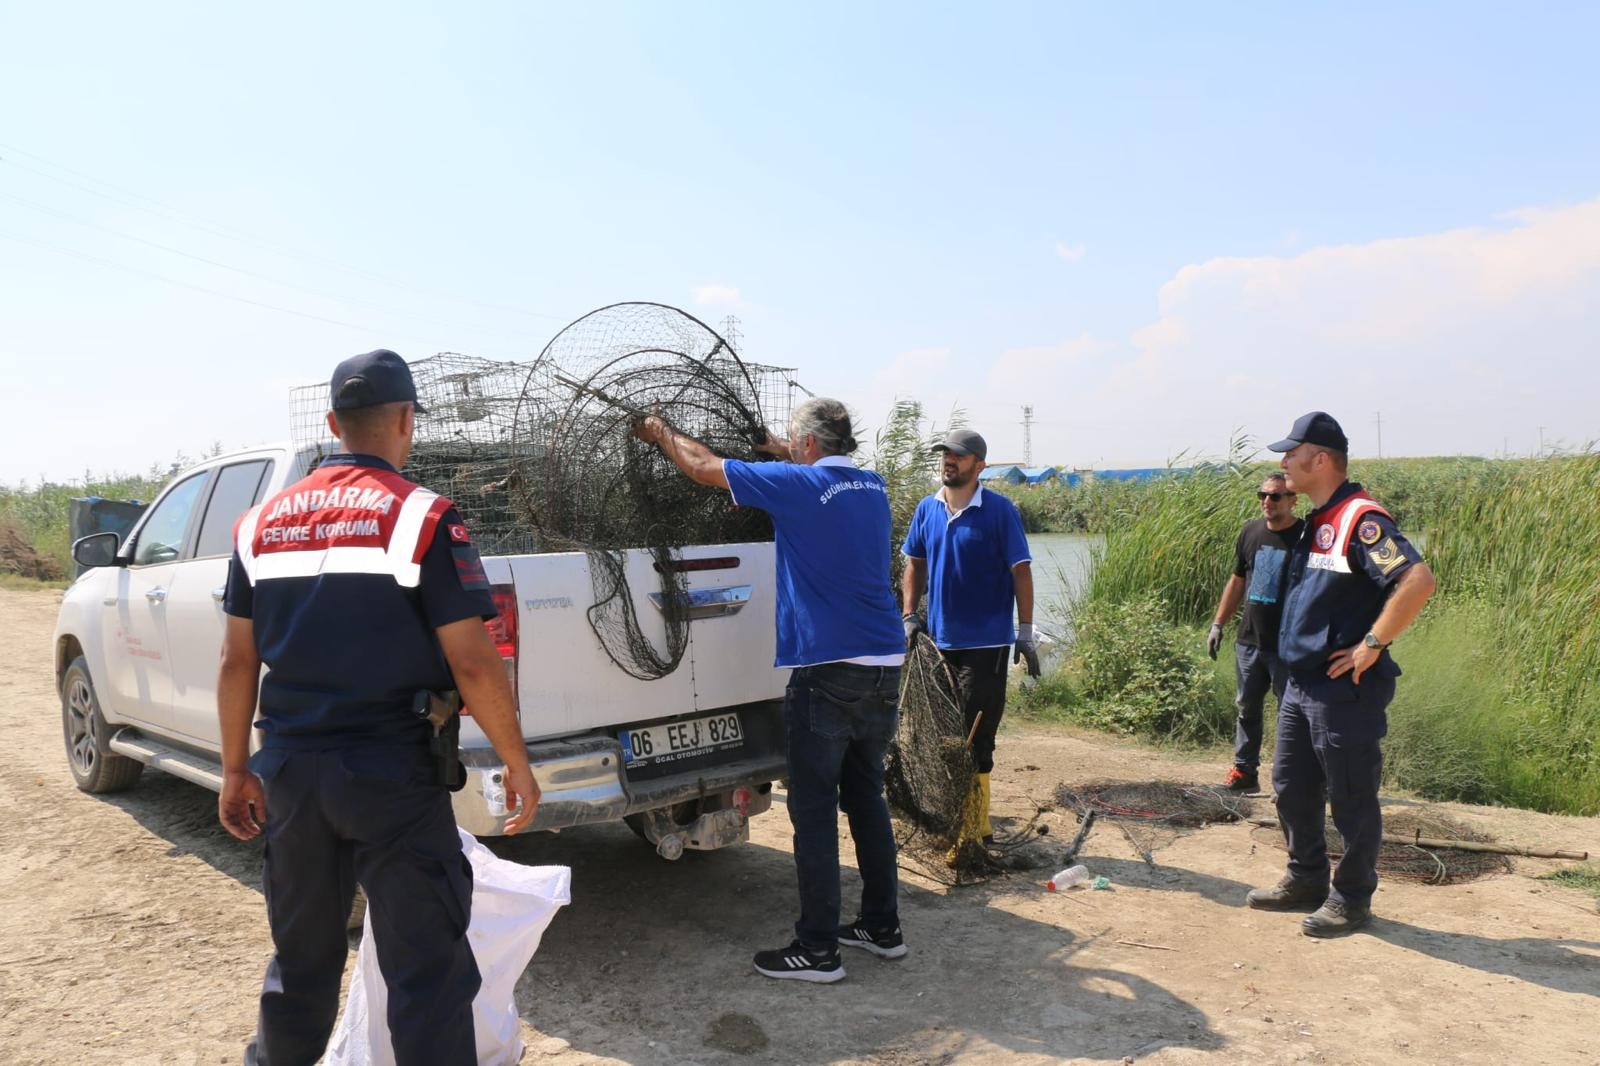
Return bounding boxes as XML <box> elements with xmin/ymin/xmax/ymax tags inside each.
<box><xmin>723</xmin><ymin>455</ymin><xmax>905</xmax><ymax>668</ymax></box>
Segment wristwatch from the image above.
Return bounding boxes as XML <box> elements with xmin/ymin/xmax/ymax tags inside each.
<box><xmin>1363</xmin><ymin>632</ymin><xmax>1391</xmax><ymax>650</ymax></box>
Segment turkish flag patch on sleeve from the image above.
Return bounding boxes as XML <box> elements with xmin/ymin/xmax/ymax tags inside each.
<box><xmin>448</xmin><ymin>523</ymin><xmax>472</xmax><ymax>544</ymax></box>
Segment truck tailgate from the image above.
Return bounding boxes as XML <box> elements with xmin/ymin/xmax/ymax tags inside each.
<box><xmin>487</xmin><ymin>542</ymin><xmax>785</xmax><ymax>739</ymax></box>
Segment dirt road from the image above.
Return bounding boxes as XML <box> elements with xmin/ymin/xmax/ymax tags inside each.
<box><xmin>2</xmin><ymin>586</ymin><xmax>1597</xmax><ymax>1065</ymax></box>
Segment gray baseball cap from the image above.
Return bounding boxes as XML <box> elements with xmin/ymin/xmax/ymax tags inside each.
<box><xmin>933</xmin><ymin>429</ymin><xmax>988</xmax><ymax>461</ymax></box>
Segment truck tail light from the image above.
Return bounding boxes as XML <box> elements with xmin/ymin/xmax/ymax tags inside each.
<box><xmin>485</xmin><ymin>584</ymin><xmax>519</xmax><ymax>660</ymax></box>
<box><xmin>464</xmin><ymin>583</ymin><xmax>519</xmax><ymax>719</ymax></box>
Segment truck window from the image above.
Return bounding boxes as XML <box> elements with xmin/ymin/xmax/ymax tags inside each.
<box><xmin>193</xmin><ymin>460</ymin><xmax>274</xmax><ymax>559</ymax></box>
<box><xmin>131</xmin><ymin>473</ymin><xmax>209</xmax><ymax>566</ymax></box>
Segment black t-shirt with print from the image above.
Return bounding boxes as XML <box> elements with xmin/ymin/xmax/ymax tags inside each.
<box><xmin>1232</xmin><ymin>516</ymin><xmax>1305</xmax><ymax>651</ymax></box>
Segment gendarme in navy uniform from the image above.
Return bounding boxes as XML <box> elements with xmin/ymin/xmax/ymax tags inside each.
<box><xmin>216</xmin><ymin>350</ymin><xmax>538</xmax><ymax>1065</ymax></box>
<box><xmin>1245</xmin><ymin>411</ymin><xmax>1435</xmax><ymax>937</ymax></box>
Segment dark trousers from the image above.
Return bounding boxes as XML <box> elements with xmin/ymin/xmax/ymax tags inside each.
<box><xmin>243</xmin><ymin>745</ymin><xmax>479</xmax><ymax>1066</ymax></box>
<box><xmin>783</xmin><ymin>662</ymin><xmax>902</xmax><ymax>950</ymax></box>
<box><xmin>1233</xmin><ymin>642</ymin><xmax>1288</xmax><ymax>773</ymax></box>
<box><xmin>940</xmin><ymin>645</ymin><xmax>1008</xmax><ymax>774</ymax></box>
<box><xmin>1272</xmin><ymin>672</ymin><xmax>1394</xmax><ymax>908</ymax></box>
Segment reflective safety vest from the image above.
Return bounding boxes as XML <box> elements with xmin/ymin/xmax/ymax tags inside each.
<box><xmin>236</xmin><ymin>463</ymin><xmax>451</xmax><ymax>588</ymax></box>
<box><xmin>232</xmin><ymin>457</ymin><xmax>461</xmax><ymax>748</ymax></box>
<box><xmin>1278</xmin><ymin>485</ymin><xmax>1401</xmax><ymax>677</ymax></box>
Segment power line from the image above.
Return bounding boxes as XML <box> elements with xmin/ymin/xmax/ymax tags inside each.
<box><xmin>0</xmin><ymin>189</ymin><xmax>541</xmax><ymax>346</ymax></box>
<box><xmin>0</xmin><ymin>142</ymin><xmax>567</xmax><ymax>323</ymax></box>
<box><xmin>0</xmin><ymin>228</ymin><xmax>384</xmax><ymax>333</ymax></box>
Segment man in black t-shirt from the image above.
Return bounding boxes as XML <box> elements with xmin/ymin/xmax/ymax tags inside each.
<box><xmin>1206</xmin><ymin>472</ymin><xmax>1305</xmax><ymax>791</ymax></box>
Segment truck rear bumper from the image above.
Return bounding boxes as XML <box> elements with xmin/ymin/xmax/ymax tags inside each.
<box><xmin>454</xmin><ymin>733</ymin><xmax>786</xmax><ymax>838</ymax></box>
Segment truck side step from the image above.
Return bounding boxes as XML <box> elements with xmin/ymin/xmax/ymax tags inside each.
<box><xmin>108</xmin><ymin>729</ymin><xmax>225</xmax><ymax>793</ymax></box>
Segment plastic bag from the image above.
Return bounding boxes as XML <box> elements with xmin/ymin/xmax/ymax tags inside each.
<box><xmin>324</xmin><ymin>828</ymin><xmax>572</xmax><ymax>1066</ymax></box>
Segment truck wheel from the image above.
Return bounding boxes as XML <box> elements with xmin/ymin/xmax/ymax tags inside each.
<box><xmin>61</xmin><ymin>656</ymin><xmax>143</xmax><ymax>793</ymax></box>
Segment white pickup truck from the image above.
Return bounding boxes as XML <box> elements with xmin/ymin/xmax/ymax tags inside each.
<box><xmin>54</xmin><ymin>442</ymin><xmax>788</xmax><ymax>856</ymax></box>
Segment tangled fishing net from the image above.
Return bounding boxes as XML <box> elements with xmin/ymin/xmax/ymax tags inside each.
<box><xmin>887</xmin><ymin>634</ymin><xmax>975</xmax><ymax>837</ymax></box>
<box><xmin>887</xmin><ymin>634</ymin><xmax>1051</xmax><ymax>883</ymax></box>
<box><xmin>1055</xmin><ymin>781</ymin><xmax>1253</xmax><ymax>863</ymax></box>
<box><xmin>1250</xmin><ymin>807</ymin><xmax>1512</xmax><ymax>884</ymax></box>
<box><xmin>291</xmin><ymin>302</ymin><xmax>800</xmax><ymax>679</ymax></box>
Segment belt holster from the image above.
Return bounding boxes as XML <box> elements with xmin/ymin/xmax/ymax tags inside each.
<box><xmin>413</xmin><ymin>689</ymin><xmax>467</xmax><ymax>792</ymax></box>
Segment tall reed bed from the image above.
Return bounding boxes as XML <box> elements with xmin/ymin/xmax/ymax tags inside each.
<box><xmin>1</xmin><ymin>472</ymin><xmax>171</xmax><ymax>579</ymax></box>
<box><xmin>1420</xmin><ymin>451</ymin><xmax>1600</xmax><ymax>812</ymax></box>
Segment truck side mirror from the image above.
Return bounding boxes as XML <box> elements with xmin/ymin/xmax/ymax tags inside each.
<box><xmin>72</xmin><ymin>531</ymin><xmax>123</xmax><ymax>569</ymax></box>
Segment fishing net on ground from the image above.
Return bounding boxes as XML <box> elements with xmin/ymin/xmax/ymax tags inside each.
<box><xmin>289</xmin><ymin>303</ymin><xmax>801</xmax><ymax>679</ymax></box>
<box><xmin>1250</xmin><ymin>807</ymin><xmax>1513</xmax><ymax>884</ymax></box>
<box><xmin>1054</xmin><ymin>781</ymin><xmax>1254</xmax><ymax>864</ymax></box>
<box><xmin>888</xmin><ymin>634</ymin><xmax>1050</xmax><ymax>884</ymax></box>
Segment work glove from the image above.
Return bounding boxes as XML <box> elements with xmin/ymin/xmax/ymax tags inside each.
<box><xmin>1207</xmin><ymin>623</ymin><xmax>1225</xmax><ymax>660</ymax></box>
<box><xmin>902</xmin><ymin>613</ymin><xmax>926</xmax><ymax>649</ymax></box>
<box><xmin>1014</xmin><ymin>623</ymin><xmax>1041</xmax><ymax>678</ymax></box>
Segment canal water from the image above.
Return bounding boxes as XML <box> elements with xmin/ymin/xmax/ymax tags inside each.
<box><xmin>1026</xmin><ymin>532</ymin><xmax>1101</xmax><ymax>633</ymax></box>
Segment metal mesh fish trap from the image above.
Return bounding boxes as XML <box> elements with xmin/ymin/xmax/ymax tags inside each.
<box><xmin>288</xmin><ymin>303</ymin><xmax>801</xmax><ymax>679</ymax></box>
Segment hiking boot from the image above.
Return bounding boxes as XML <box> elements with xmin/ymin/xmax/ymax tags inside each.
<box><xmin>752</xmin><ymin>940</ymin><xmax>845</xmax><ymax>983</ymax></box>
<box><xmin>1224</xmin><ymin>767</ymin><xmax>1259</xmax><ymax>792</ymax></box>
<box><xmin>837</xmin><ymin>917</ymin><xmax>909</xmax><ymax>959</ymax></box>
<box><xmin>1301</xmin><ymin>899</ymin><xmax>1372</xmax><ymax>938</ymax></box>
<box><xmin>1246</xmin><ymin>875</ymin><xmax>1328</xmax><ymax>911</ymax></box>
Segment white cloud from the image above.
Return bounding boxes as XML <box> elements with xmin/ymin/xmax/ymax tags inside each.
<box><xmin>1054</xmin><ymin>241</ymin><xmax>1087</xmax><ymax>263</ymax></box>
<box><xmin>692</xmin><ymin>284</ymin><xmax>742</xmax><ymax>307</ymax></box>
<box><xmin>1072</xmin><ymin>195</ymin><xmax>1600</xmax><ymax>462</ymax></box>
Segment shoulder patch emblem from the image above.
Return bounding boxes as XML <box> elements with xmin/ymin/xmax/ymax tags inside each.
<box><xmin>1315</xmin><ymin>523</ymin><xmax>1336</xmax><ymax>550</ymax></box>
<box><xmin>1357</xmin><ymin>519</ymin><xmax>1382</xmax><ymax>545</ymax></box>
<box><xmin>1368</xmin><ymin>537</ymin><xmax>1407</xmax><ymax>575</ymax></box>
<box><xmin>448</xmin><ymin>523</ymin><xmax>471</xmax><ymax>543</ymax></box>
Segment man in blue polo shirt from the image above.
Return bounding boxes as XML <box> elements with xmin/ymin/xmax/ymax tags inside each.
<box><xmin>901</xmin><ymin>429</ymin><xmax>1036</xmax><ymax>851</ymax></box>
<box><xmin>632</xmin><ymin>397</ymin><xmax>906</xmax><ymax>984</ymax></box>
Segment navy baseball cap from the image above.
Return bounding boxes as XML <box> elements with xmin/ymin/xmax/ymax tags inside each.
<box><xmin>933</xmin><ymin>429</ymin><xmax>988</xmax><ymax>461</ymax></box>
<box><xmin>1268</xmin><ymin>411</ymin><xmax>1347</xmax><ymax>453</ymax></box>
<box><xmin>329</xmin><ymin>349</ymin><xmax>427</xmax><ymax>413</ymax></box>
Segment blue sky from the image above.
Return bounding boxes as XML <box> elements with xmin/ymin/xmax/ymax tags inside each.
<box><xmin>3</xmin><ymin>2</ymin><xmax>1597</xmax><ymax>483</ymax></box>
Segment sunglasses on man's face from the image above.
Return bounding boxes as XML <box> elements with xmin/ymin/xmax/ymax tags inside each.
<box><xmin>1258</xmin><ymin>491</ymin><xmax>1295</xmax><ymax>501</ymax></box>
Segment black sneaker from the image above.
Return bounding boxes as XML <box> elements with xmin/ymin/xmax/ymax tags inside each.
<box><xmin>752</xmin><ymin>940</ymin><xmax>846</xmax><ymax>983</ymax></box>
<box><xmin>837</xmin><ymin>918</ymin><xmax>909</xmax><ymax>959</ymax></box>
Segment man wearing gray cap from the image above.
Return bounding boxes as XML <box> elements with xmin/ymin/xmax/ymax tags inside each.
<box><xmin>1245</xmin><ymin>411</ymin><xmax>1435</xmax><ymax>936</ymax></box>
<box><xmin>901</xmin><ymin>429</ymin><xmax>1037</xmax><ymax>853</ymax></box>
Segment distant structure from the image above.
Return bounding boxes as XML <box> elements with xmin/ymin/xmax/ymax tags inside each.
<box><xmin>978</xmin><ymin>464</ymin><xmax>1026</xmax><ymax>485</ymax></box>
<box><xmin>1019</xmin><ymin>466</ymin><xmax>1059</xmax><ymax>486</ymax></box>
<box><xmin>1021</xmin><ymin>405</ymin><xmax>1035</xmax><ymax>466</ymax></box>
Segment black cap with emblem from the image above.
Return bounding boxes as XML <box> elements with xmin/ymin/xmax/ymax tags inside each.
<box><xmin>1268</xmin><ymin>411</ymin><xmax>1347</xmax><ymax>453</ymax></box>
<box><xmin>932</xmin><ymin>428</ymin><xmax>988</xmax><ymax>461</ymax></box>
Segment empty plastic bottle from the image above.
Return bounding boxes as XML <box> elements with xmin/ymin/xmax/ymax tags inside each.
<box><xmin>1047</xmin><ymin>864</ymin><xmax>1089</xmax><ymax>891</ymax></box>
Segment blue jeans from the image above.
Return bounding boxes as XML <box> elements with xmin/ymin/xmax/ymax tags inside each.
<box><xmin>783</xmin><ymin>662</ymin><xmax>902</xmax><ymax>951</ymax></box>
<box><xmin>1272</xmin><ymin>671</ymin><xmax>1393</xmax><ymax>908</ymax></box>
<box><xmin>1233</xmin><ymin>642</ymin><xmax>1288</xmax><ymax>773</ymax></box>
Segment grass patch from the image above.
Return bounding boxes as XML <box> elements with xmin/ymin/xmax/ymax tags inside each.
<box><xmin>1540</xmin><ymin>865</ymin><xmax>1600</xmax><ymax>903</ymax></box>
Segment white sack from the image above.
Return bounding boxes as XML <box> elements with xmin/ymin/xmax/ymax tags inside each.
<box><xmin>325</xmin><ymin>828</ymin><xmax>572</xmax><ymax>1066</ymax></box>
